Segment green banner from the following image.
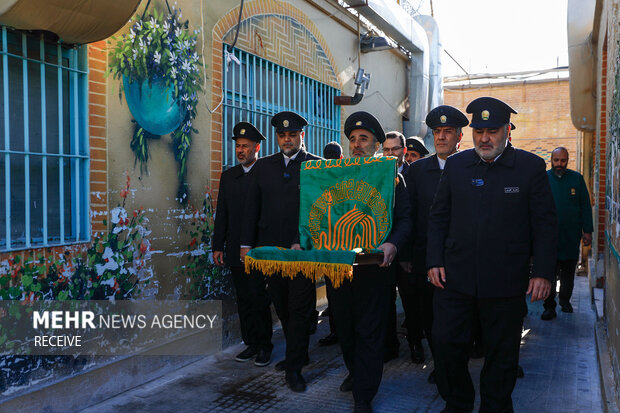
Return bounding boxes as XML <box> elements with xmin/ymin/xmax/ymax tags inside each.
<box><xmin>299</xmin><ymin>156</ymin><xmax>397</xmax><ymax>251</ymax></box>
<box><xmin>245</xmin><ymin>156</ymin><xmax>396</xmax><ymax>287</ymax></box>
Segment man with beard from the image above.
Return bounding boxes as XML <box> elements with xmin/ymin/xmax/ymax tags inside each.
<box><xmin>332</xmin><ymin>111</ymin><xmax>411</xmax><ymax>413</ymax></box>
<box><xmin>427</xmin><ymin>97</ymin><xmax>557</xmax><ymax>413</ymax></box>
<box><xmin>541</xmin><ymin>146</ymin><xmax>593</xmax><ymax>320</ymax></box>
<box><xmin>240</xmin><ymin>111</ymin><xmax>321</xmax><ymax>393</ymax></box>
<box><xmin>213</xmin><ymin>121</ymin><xmax>273</xmax><ymax>366</ymax></box>
<box><xmin>404</xmin><ymin>105</ymin><xmax>468</xmax><ymax>380</ymax></box>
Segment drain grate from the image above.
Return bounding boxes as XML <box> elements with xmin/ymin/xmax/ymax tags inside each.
<box><xmin>213</xmin><ymin>373</ymin><xmax>282</xmax><ymax>411</ymax></box>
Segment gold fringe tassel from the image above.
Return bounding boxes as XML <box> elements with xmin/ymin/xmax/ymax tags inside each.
<box><xmin>244</xmin><ymin>256</ymin><xmax>354</xmax><ymax>288</ymax></box>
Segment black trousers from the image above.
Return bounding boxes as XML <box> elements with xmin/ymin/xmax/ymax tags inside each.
<box><xmin>232</xmin><ymin>266</ymin><xmax>273</xmax><ymax>351</ymax></box>
<box><xmin>331</xmin><ymin>264</ymin><xmax>393</xmax><ymax>403</ymax></box>
<box><xmin>544</xmin><ymin>259</ymin><xmax>578</xmax><ymax>309</ymax></box>
<box><xmin>324</xmin><ymin>277</ymin><xmax>336</xmax><ymax>335</ymax></box>
<box><xmin>386</xmin><ymin>268</ymin><xmax>435</xmax><ymax>351</ymax></box>
<box><xmin>433</xmin><ymin>289</ymin><xmax>525</xmax><ymax>413</ymax></box>
<box><xmin>406</xmin><ymin>271</ymin><xmax>435</xmax><ymax>347</ymax></box>
<box><xmin>266</xmin><ymin>271</ymin><xmax>315</xmax><ymax>374</ymax></box>
<box><xmin>385</xmin><ymin>266</ymin><xmax>401</xmax><ymax>354</ymax></box>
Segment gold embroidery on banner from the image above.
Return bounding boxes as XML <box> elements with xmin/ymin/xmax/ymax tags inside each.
<box><xmin>308</xmin><ymin>179</ymin><xmax>388</xmax><ymax>250</ymax></box>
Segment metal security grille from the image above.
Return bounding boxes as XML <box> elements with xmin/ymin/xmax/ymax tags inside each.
<box><xmin>222</xmin><ymin>47</ymin><xmax>341</xmax><ymax>169</ymax></box>
<box><xmin>0</xmin><ymin>27</ymin><xmax>89</xmax><ymax>252</ymax></box>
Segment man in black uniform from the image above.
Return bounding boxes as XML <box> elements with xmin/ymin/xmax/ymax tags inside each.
<box><xmin>427</xmin><ymin>97</ymin><xmax>557</xmax><ymax>413</ymax></box>
<box><xmin>331</xmin><ymin>111</ymin><xmax>411</xmax><ymax>413</ymax></box>
<box><xmin>213</xmin><ymin>122</ymin><xmax>273</xmax><ymax>366</ymax></box>
<box><xmin>382</xmin><ymin>130</ymin><xmax>412</xmax><ymax>362</ymax></box>
<box><xmin>240</xmin><ymin>111</ymin><xmax>321</xmax><ymax>393</ymax></box>
<box><xmin>404</xmin><ymin>105</ymin><xmax>468</xmax><ymax>374</ymax></box>
<box><xmin>405</xmin><ymin>136</ymin><xmax>429</xmax><ymax>164</ymax></box>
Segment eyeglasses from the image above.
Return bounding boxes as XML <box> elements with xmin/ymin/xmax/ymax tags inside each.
<box><xmin>382</xmin><ymin>146</ymin><xmax>404</xmax><ymax>153</ymax></box>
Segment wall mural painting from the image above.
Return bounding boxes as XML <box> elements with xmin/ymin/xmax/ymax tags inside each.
<box><xmin>109</xmin><ymin>6</ymin><xmax>203</xmax><ymax>203</ymax></box>
<box><xmin>607</xmin><ymin>41</ymin><xmax>620</xmax><ymax>256</ymax></box>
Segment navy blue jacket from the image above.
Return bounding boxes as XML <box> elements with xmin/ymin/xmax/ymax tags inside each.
<box><xmin>387</xmin><ymin>173</ymin><xmax>412</xmax><ymax>253</ymax></box>
<box><xmin>212</xmin><ymin>164</ymin><xmax>255</xmax><ymax>267</ymax></box>
<box><xmin>405</xmin><ymin>154</ymin><xmax>443</xmax><ymax>274</ymax></box>
<box><xmin>241</xmin><ymin>149</ymin><xmax>321</xmax><ymax>248</ymax></box>
<box><xmin>426</xmin><ymin>146</ymin><xmax>558</xmax><ymax>298</ymax></box>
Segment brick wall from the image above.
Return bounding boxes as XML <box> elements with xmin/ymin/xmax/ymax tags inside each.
<box><xmin>0</xmin><ymin>41</ymin><xmax>108</xmax><ymax>263</ymax></box>
<box><xmin>444</xmin><ymin>79</ymin><xmax>578</xmax><ymax>170</ymax></box>
<box><xmin>597</xmin><ymin>46</ymin><xmax>608</xmax><ymax>252</ymax></box>
<box><xmin>88</xmin><ymin>41</ymin><xmax>108</xmax><ymax>236</ymax></box>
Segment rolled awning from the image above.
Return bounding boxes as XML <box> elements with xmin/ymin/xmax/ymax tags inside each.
<box><xmin>0</xmin><ymin>0</ymin><xmax>142</xmax><ymax>44</ymax></box>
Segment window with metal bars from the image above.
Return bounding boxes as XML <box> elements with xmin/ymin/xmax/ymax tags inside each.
<box><xmin>222</xmin><ymin>47</ymin><xmax>341</xmax><ymax>169</ymax></box>
<box><xmin>0</xmin><ymin>27</ymin><xmax>89</xmax><ymax>252</ymax></box>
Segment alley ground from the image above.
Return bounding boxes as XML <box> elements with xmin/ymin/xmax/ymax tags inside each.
<box><xmin>82</xmin><ymin>275</ymin><xmax>603</xmax><ymax>412</ymax></box>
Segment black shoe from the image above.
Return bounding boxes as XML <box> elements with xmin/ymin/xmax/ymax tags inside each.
<box><xmin>285</xmin><ymin>371</ymin><xmax>307</xmax><ymax>392</ymax></box>
<box><xmin>340</xmin><ymin>374</ymin><xmax>353</xmax><ymax>392</ymax></box>
<box><xmin>560</xmin><ymin>302</ymin><xmax>573</xmax><ymax>313</ymax></box>
<box><xmin>517</xmin><ymin>365</ymin><xmax>524</xmax><ymax>378</ymax></box>
<box><xmin>254</xmin><ymin>349</ymin><xmax>272</xmax><ymax>367</ymax></box>
<box><xmin>410</xmin><ymin>341</ymin><xmax>425</xmax><ymax>364</ymax></box>
<box><xmin>309</xmin><ymin>310</ymin><xmax>319</xmax><ymax>335</ymax></box>
<box><xmin>320</xmin><ymin>307</ymin><xmax>330</xmax><ymax>317</ymax></box>
<box><xmin>541</xmin><ymin>308</ymin><xmax>557</xmax><ymax>320</ymax></box>
<box><xmin>319</xmin><ymin>333</ymin><xmax>338</xmax><ymax>346</ymax></box>
<box><xmin>383</xmin><ymin>348</ymin><xmax>398</xmax><ymax>363</ymax></box>
<box><xmin>353</xmin><ymin>400</ymin><xmax>373</xmax><ymax>413</ymax></box>
<box><xmin>235</xmin><ymin>346</ymin><xmax>257</xmax><ymax>362</ymax></box>
<box><xmin>427</xmin><ymin>369</ymin><xmax>436</xmax><ymax>384</ymax></box>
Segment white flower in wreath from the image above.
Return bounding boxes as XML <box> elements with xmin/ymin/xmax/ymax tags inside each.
<box><xmin>182</xmin><ymin>93</ymin><xmax>189</xmax><ymax>101</ymax></box>
<box><xmin>175</xmin><ymin>26</ymin><xmax>182</xmax><ymax>38</ymax></box>
<box><xmin>183</xmin><ymin>39</ymin><xmax>190</xmax><ymax>50</ymax></box>
<box><xmin>153</xmin><ymin>50</ymin><xmax>161</xmax><ymax>64</ymax></box>
<box><xmin>135</xmin><ymin>20</ymin><xmax>142</xmax><ymax>31</ymax></box>
<box><xmin>147</xmin><ymin>35</ymin><xmax>152</xmax><ymax>45</ymax></box>
<box><xmin>149</xmin><ymin>16</ymin><xmax>159</xmax><ymax>29</ymax></box>
<box><xmin>182</xmin><ymin>59</ymin><xmax>191</xmax><ymax>73</ymax></box>
<box><xmin>171</xmin><ymin>66</ymin><xmax>177</xmax><ymax>79</ymax></box>
<box><xmin>132</xmin><ymin>48</ymin><xmax>138</xmax><ymax>60</ymax></box>
<box><xmin>163</xmin><ymin>20</ymin><xmax>170</xmax><ymax>34</ymax></box>
<box><xmin>129</xmin><ymin>28</ymin><xmax>136</xmax><ymax>41</ymax></box>
<box><xmin>169</xmin><ymin>51</ymin><xmax>177</xmax><ymax>64</ymax></box>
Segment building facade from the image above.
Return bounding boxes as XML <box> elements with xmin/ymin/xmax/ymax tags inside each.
<box><xmin>0</xmin><ymin>0</ymin><xmax>439</xmax><ymax>409</ymax></box>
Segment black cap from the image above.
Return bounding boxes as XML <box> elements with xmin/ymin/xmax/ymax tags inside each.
<box><xmin>323</xmin><ymin>141</ymin><xmax>343</xmax><ymax>159</ymax></box>
<box><xmin>406</xmin><ymin>137</ymin><xmax>429</xmax><ymax>156</ymax></box>
<box><xmin>232</xmin><ymin>121</ymin><xmax>266</xmax><ymax>142</ymax></box>
<box><xmin>425</xmin><ymin>105</ymin><xmax>469</xmax><ymax>129</ymax></box>
<box><xmin>344</xmin><ymin>111</ymin><xmax>386</xmax><ymax>143</ymax></box>
<box><xmin>466</xmin><ymin>97</ymin><xmax>517</xmax><ymax>128</ymax></box>
<box><xmin>510</xmin><ymin>122</ymin><xmax>516</xmax><ymax>130</ymax></box>
<box><xmin>271</xmin><ymin>111</ymin><xmax>308</xmax><ymax>132</ymax></box>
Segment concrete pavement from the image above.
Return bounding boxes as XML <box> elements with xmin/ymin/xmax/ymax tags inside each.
<box><xmin>82</xmin><ymin>275</ymin><xmax>603</xmax><ymax>412</ymax></box>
